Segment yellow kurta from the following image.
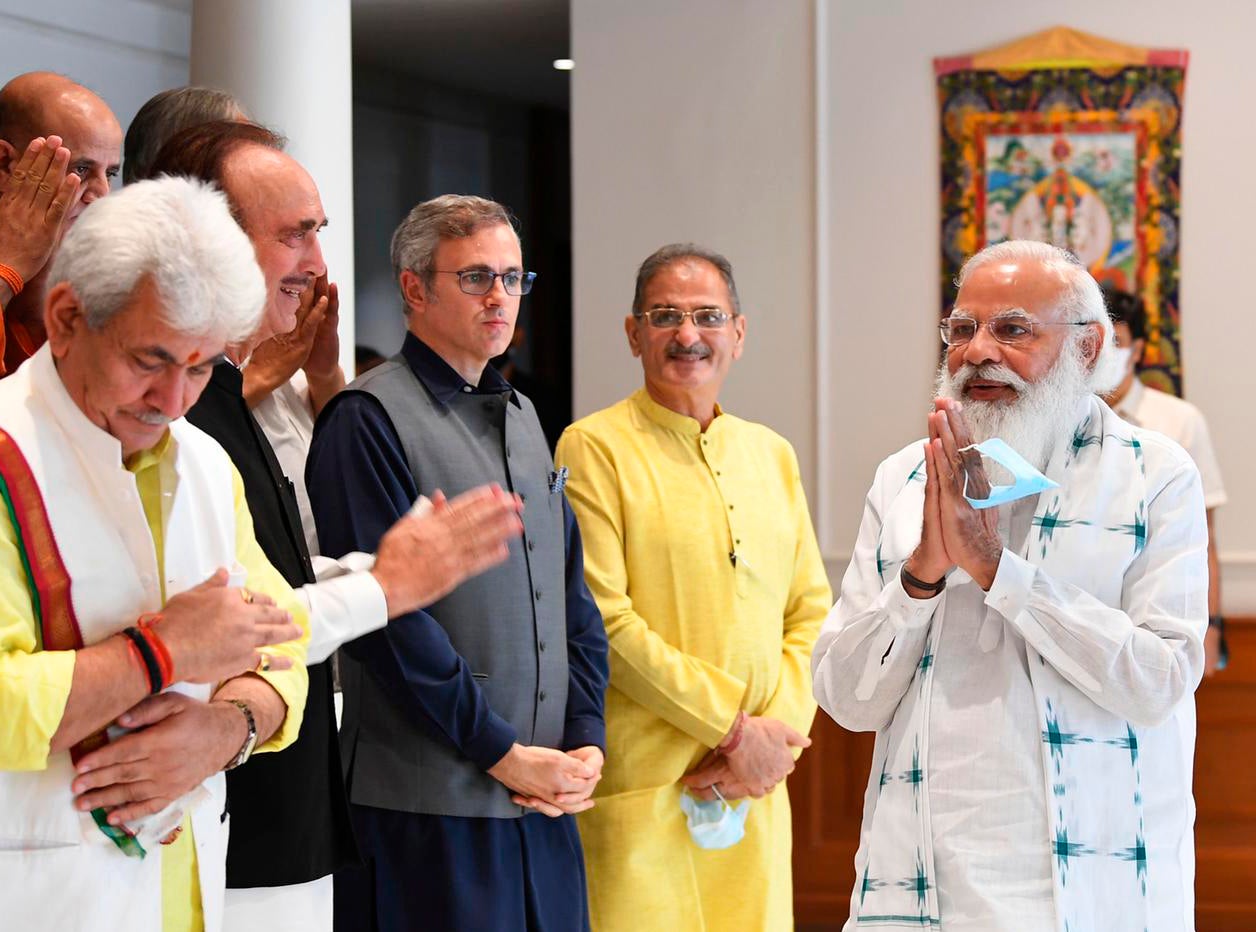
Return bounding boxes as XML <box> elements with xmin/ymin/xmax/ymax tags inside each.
<box><xmin>0</xmin><ymin>431</ymin><xmax>309</xmax><ymax>932</ymax></box>
<box><xmin>556</xmin><ymin>389</ymin><xmax>831</xmax><ymax>932</ymax></box>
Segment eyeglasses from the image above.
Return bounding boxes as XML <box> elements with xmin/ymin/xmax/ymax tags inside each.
<box><xmin>939</xmin><ymin>312</ymin><xmax>1090</xmax><ymax>346</ymax></box>
<box><xmin>635</xmin><ymin>307</ymin><xmax>734</xmax><ymax>329</ymax></box>
<box><xmin>434</xmin><ymin>269</ymin><xmax>537</xmax><ymax>296</ymax></box>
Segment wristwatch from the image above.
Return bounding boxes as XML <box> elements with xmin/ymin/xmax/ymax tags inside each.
<box><xmin>221</xmin><ymin>698</ymin><xmax>258</xmax><ymax>771</ymax></box>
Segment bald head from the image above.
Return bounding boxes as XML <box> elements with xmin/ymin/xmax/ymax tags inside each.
<box><xmin>0</xmin><ymin>72</ymin><xmax>122</xmax><ymax>222</ymax></box>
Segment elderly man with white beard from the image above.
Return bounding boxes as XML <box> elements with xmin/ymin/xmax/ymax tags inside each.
<box><xmin>812</xmin><ymin>240</ymin><xmax>1208</xmax><ymax>932</ymax></box>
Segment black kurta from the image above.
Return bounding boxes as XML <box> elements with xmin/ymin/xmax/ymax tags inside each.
<box><xmin>186</xmin><ymin>361</ymin><xmax>357</xmax><ymax>888</ymax></box>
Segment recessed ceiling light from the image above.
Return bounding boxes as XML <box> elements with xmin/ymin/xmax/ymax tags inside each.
<box><xmin>553</xmin><ymin>59</ymin><xmax>575</xmax><ymax>71</ymax></box>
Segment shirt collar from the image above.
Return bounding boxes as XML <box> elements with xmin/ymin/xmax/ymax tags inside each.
<box><xmin>400</xmin><ymin>332</ymin><xmax>518</xmax><ymax>407</ymax></box>
<box><xmin>1115</xmin><ymin>377</ymin><xmax>1145</xmax><ymax>419</ymax></box>
<box><xmin>628</xmin><ymin>387</ymin><xmax>723</xmax><ymax>437</ymax></box>
<box><xmin>124</xmin><ymin>428</ymin><xmax>175</xmax><ymax>474</ymax></box>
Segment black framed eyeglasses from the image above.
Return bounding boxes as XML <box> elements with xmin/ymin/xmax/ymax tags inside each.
<box><xmin>634</xmin><ymin>307</ymin><xmax>734</xmax><ymax>329</ymax></box>
<box><xmin>434</xmin><ymin>269</ymin><xmax>537</xmax><ymax>296</ymax></box>
<box><xmin>939</xmin><ymin>311</ymin><xmax>1090</xmax><ymax>347</ymax></box>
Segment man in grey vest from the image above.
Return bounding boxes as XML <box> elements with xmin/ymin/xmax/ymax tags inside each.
<box><xmin>307</xmin><ymin>194</ymin><xmax>609</xmax><ymax>932</ymax></box>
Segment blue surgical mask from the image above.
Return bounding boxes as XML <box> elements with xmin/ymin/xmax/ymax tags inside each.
<box><xmin>680</xmin><ymin>786</ymin><xmax>750</xmax><ymax>850</ymax></box>
<box><xmin>960</xmin><ymin>437</ymin><xmax>1059</xmax><ymax>510</ymax></box>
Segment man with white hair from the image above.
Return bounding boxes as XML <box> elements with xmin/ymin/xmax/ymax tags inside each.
<box><xmin>0</xmin><ymin>176</ymin><xmax>308</xmax><ymax>931</ymax></box>
<box><xmin>812</xmin><ymin>240</ymin><xmax>1208</xmax><ymax>932</ymax></box>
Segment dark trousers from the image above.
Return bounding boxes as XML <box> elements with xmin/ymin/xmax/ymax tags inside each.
<box><xmin>333</xmin><ymin>804</ymin><xmax>591</xmax><ymax>932</ymax></box>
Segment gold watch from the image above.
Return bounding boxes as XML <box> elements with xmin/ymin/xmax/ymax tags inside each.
<box><xmin>222</xmin><ymin>698</ymin><xmax>258</xmax><ymax>771</ymax></box>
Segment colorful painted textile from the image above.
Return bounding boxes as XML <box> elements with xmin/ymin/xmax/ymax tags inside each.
<box><xmin>936</xmin><ymin>27</ymin><xmax>1188</xmax><ymax>394</ymax></box>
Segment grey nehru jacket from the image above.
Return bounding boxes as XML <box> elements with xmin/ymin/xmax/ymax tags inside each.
<box><xmin>336</xmin><ymin>347</ymin><xmax>570</xmax><ymax>819</ymax></box>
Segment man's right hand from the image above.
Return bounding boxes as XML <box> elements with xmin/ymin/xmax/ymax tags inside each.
<box><xmin>904</xmin><ymin>401</ymin><xmax>957</xmax><ymax>596</ymax></box>
<box><xmin>241</xmin><ymin>284</ymin><xmax>329</xmax><ymax>408</ymax></box>
<box><xmin>488</xmin><ymin>743</ymin><xmax>599</xmax><ymax>811</ymax></box>
<box><xmin>157</xmin><ymin>569</ymin><xmax>303</xmax><ymax>683</ymax></box>
<box><xmin>0</xmin><ymin>135</ymin><xmax>80</xmax><ymax>289</ymax></box>
<box><xmin>371</xmin><ymin>484</ymin><xmax>524</xmax><ymax>618</ymax></box>
<box><xmin>721</xmin><ymin>716</ymin><xmax>810</xmax><ymax>791</ymax></box>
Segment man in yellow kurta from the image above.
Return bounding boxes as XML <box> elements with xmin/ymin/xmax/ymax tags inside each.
<box><xmin>556</xmin><ymin>243</ymin><xmax>831</xmax><ymax>931</ymax></box>
<box><xmin>0</xmin><ymin>176</ymin><xmax>309</xmax><ymax>931</ymax></box>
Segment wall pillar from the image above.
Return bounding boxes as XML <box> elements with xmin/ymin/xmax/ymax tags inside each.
<box><xmin>190</xmin><ymin>0</ymin><xmax>356</xmax><ymax>373</ymax></box>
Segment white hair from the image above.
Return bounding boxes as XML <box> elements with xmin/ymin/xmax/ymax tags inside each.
<box><xmin>956</xmin><ymin>240</ymin><xmax>1123</xmax><ymax>394</ymax></box>
<box><xmin>47</xmin><ymin>176</ymin><xmax>265</xmax><ymax>343</ymax></box>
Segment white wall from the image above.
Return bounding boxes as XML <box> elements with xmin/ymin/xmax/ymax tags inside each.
<box><xmin>0</xmin><ymin>0</ymin><xmax>189</xmax><ymax>137</ymax></box>
<box><xmin>571</xmin><ymin>0</ymin><xmax>818</xmax><ymax>490</ymax></box>
<box><xmin>574</xmin><ymin>0</ymin><xmax>1256</xmax><ymax>611</ymax></box>
<box><xmin>823</xmin><ymin>1</ymin><xmax>1256</xmax><ymax>610</ymax></box>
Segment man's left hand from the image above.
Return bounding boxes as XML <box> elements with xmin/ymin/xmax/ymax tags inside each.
<box><xmin>681</xmin><ymin>749</ymin><xmax>763</xmax><ymax>802</ymax></box>
<box><xmin>69</xmin><ymin>692</ymin><xmax>244</xmax><ymax>827</ymax></box>
<box><xmin>929</xmin><ymin>398</ymin><xmax>1003</xmax><ymax>589</ymax></box>
<box><xmin>302</xmin><ymin>274</ymin><xmax>346</xmax><ymax>413</ymax></box>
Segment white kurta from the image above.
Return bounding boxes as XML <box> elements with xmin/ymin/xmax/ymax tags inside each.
<box><xmin>252</xmin><ymin>371</ymin><xmax>318</xmax><ymax>554</ymax></box>
<box><xmin>1114</xmin><ymin>378</ymin><xmax>1227</xmax><ymax>509</ymax></box>
<box><xmin>813</xmin><ymin>396</ymin><xmax>1207</xmax><ymax>932</ymax></box>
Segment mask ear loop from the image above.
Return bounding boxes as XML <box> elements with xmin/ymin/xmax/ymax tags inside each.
<box><xmin>957</xmin><ymin>443</ymin><xmax>987</xmax><ymax>504</ymax></box>
<box><xmin>711</xmin><ymin>784</ymin><xmax>730</xmax><ymax>810</ymax></box>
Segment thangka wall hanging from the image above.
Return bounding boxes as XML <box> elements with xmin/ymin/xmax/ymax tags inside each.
<box><xmin>936</xmin><ymin>27</ymin><xmax>1188</xmax><ymax>394</ymax></box>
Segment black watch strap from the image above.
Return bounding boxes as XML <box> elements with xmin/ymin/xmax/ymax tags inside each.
<box><xmin>902</xmin><ymin>565</ymin><xmax>946</xmax><ymax>594</ymax></box>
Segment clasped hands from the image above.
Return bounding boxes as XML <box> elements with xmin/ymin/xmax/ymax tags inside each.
<box><xmin>680</xmin><ymin>715</ymin><xmax>810</xmax><ymax>802</ymax></box>
<box><xmin>68</xmin><ymin>569</ymin><xmax>302</xmax><ymax>834</ymax></box>
<box><xmin>0</xmin><ymin>135</ymin><xmax>81</xmax><ymax>287</ymax></box>
<box><xmin>490</xmin><ymin>743</ymin><xmax>605</xmax><ymax>817</ymax></box>
<box><xmin>903</xmin><ymin>398</ymin><xmax>1004</xmax><ymax>596</ymax></box>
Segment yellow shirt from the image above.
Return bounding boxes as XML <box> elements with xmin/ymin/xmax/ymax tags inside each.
<box><xmin>556</xmin><ymin>389</ymin><xmax>831</xmax><ymax>932</ymax></box>
<box><xmin>0</xmin><ymin>430</ymin><xmax>310</xmax><ymax>931</ymax></box>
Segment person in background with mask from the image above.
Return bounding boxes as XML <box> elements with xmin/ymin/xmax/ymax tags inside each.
<box><xmin>556</xmin><ymin>243</ymin><xmax>830</xmax><ymax>932</ymax></box>
<box><xmin>1103</xmin><ymin>286</ymin><xmax>1228</xmax><ymax>672</ymax></box>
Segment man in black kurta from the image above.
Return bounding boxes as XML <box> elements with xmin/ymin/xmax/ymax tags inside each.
<box><xmin>307</xmin><ymin>195</ymin><xmax>609</xmax><ymax>932</ymax></box>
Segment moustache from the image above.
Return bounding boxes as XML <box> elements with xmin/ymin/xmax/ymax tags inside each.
<box><xmin>665</xmin><ymin>342</ymin><xmax>711</xmax><ymax>360</ymax></box>
<box><xmin>956</xmin><ymin>362</ymin><xmax>1031</xmax><ymax>394</ymax></box>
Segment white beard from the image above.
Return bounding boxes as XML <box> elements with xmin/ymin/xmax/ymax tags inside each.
<box><xmin>936</xmin><ymin>342</ymin><xmax>1092</xmax><ymax>474</ymax></box>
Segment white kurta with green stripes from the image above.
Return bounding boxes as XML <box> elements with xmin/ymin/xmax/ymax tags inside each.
<box><xmin>813</xmin><ymin>395</ymin><xmax>1207</xmax><ymax>932</ymax></box>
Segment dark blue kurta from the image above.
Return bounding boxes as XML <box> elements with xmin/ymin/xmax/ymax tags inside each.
<box><xmin>308</xmin><ymin>334</ymin><xmax>606</xmax><ymax>932</ymax></box>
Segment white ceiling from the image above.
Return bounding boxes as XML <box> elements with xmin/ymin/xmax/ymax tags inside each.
<box><xmin>352</xmin><ymin>0</ymin><xmax>571</xmax><ymax>108</ymax></box>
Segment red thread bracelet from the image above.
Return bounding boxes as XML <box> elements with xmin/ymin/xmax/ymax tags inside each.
<box><xmin>0</xmin><ymin>263</ymin><xmax>24</xmax><ymax>297</ymax></box>
<box><xmin>719</xmin><ymin>711</ymin><xmax>748</xmax><ymax>754</ymax></box>
<box><xmin>138</xmin><ymin>613</ymin><xmax>174</xmax><ymax>689</ymax></box>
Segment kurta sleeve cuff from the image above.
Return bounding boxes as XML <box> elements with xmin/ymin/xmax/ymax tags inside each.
<box><xmin>0</xmin><ymin>649</ymin><xmax>76</xmax><ymax>770</ymax></box>
<box><xmin>889</xmin><ymin>570</ymin><xmax>943</xmax><ymax>630</ymax></box>
<box><xmin>464</xmin><ymin>713</ymin><xmax>519</xmax><ymax>772</ymax></box>
<box><xmin>984</xmin><ymin>549</ymin><xmax>1036</xmax><ymax>621</ymax></box>
<box><xmin>253</xmin><ymin>599</ymin><xmax>311</xmax><ymax>754</ymax></box>
<box><xmin>301</xmin><ymin>569</ymin><xmax>390</xmax><ymax>666</ymax></box>
<box><xmin>562</xmin><ymin>715</ymin><xmax>606</xmax><ymax>754</ymax></box>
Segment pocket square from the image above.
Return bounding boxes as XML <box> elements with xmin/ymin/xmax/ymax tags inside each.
<box><xmin>549</xmin><ymin>466</ymin><xmax>569</xmax><ymax>494</ymax></box>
